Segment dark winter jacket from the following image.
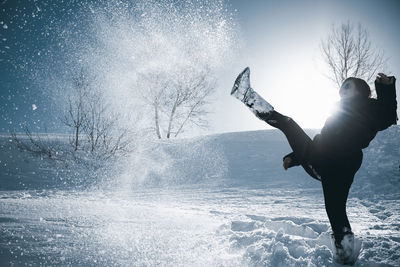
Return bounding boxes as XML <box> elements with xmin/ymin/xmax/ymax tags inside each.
<box><xmin>285</xmin><ymin>77</ymin><xmax>397</xmax><ymax>175</ymax></box>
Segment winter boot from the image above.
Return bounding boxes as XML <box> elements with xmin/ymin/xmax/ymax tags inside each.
<box><xmin>231</xmin><ymin>67</ymin><xmax>274</xmax><ymax>120</ymax></box>
<box><xmin>331</xmin><ymin>228</ymin><xmax>360</xmax><ymax>265</ymax></box>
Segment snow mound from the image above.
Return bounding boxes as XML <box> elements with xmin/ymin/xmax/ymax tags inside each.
<box><xmin>218</xmin><ymin>215</ymin><xmax>334</xmax><ymax>266</ymax></box>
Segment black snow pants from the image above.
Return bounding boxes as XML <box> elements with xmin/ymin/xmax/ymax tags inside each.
<box><xmin>260</xmin><ymin>111</ymin><xmax>361</xmax><ymax>235</ymax></box>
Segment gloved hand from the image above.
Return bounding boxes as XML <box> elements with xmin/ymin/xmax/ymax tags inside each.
<box><xmin>283</xmin><ymin>157</ymin><xmax>292</xmax><ymax>170</ymax></box>
<box><xmin>374</xmin><ymin>73</ymin><xmax>397</xmax><ymax>126</ymax></box>
<box><xmin>375</xmin><ymin>73</ymin><xmax>395</xmax><ymax>85</ymax></box>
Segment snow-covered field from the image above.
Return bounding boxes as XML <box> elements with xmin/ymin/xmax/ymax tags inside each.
<box><xmin>0</xmin><ymin>127</ymin><xmax>399</xmax><ymax>266</ymax></box>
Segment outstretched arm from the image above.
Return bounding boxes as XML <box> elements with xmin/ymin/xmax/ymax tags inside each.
<box><xmin>374</xmin><ymin>73</ymin><xmax>398</xmax><ymax>130</ymax></box>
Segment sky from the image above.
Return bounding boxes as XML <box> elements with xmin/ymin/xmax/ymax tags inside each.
<box><xmin>1</xmin><ymin>0</ymin><xmax>399</xmax><ymax>135</ymax></box>
<box><xmin>212</xmin><ymin>0</ymin><xmax>400</xmax><ymax>133</ymax></box>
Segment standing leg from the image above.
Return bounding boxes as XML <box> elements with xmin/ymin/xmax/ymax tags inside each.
<box><xmin>322</xmin><ymin>175</ymin><xmax>353</xmax><ymax>236</ymax></box>
<box><xmin>323</xmin><ymin>174</ymin><xmax>360</xmax><ymax>265</ymax></box>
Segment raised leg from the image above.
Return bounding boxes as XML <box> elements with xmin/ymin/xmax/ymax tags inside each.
<box><xmin>231</xmin><ymin>67</ymin><xmax>274</xmax><ymax>117</ymax></box>
<box><xmin>259</xmin><ymin>111</ymin><xmax>313</xmax><ymax>165</ymax></box>
<box><xmin>231</xmin><ymin>67</ymin><xmax>318</xmax><ymax>179</ymax></box>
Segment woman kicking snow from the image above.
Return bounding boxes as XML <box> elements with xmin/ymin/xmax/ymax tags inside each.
<box><xmin>231</xmin><ymin>67</ymin><xmax>397</xmax><ymax>265</ymax></box>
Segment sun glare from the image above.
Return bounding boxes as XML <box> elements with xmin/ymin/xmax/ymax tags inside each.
<box><xmin>253</xmin><ymin>60</ymin><xmax>339</xmax><ymax>129</ymax></box>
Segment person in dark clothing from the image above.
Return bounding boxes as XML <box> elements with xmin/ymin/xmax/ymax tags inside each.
<box><xmin>231</xmin><ymin>68</ymin><xmax>397</xmax><ymax>265</ymax></box>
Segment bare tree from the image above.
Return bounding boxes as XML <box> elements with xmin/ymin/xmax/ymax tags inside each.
<box><xmin>61</xmin><ymin>71</ymin><xmax>88</xmax><ymax>151</ymax></box>
<box><xmin>138</xmin><ymin>71</ymin><xmax>168</xmax><ymax>139</ymax></box>
<box><xmin>61</xmin><ymin>70</ymin><xmax>132</xmax><ymax>157</ymax></box>
<box><xmin>84</xmin><ymin>92</ymin><xmax>110</xmax><ymax>153</ymax></box>
<box><xmin>138</xmin><ymin>66</ymin><xmax>214</xmax><ymax>139</ymax></box>
<box><xmin>81</xmin><ymin>89</ymin><xmax>131</xmax><ymax>158</ymax></box>
<box><xmin>165</xmin><ymin>70</ymin><xmax>213</xmax><ymax>138</ymax></box>
<box><xmin>10</xmin><ymin>70</ymin><xmax>133</xmax><ymax>175</ymax></box>
<box><xmin>320</xmin><ymin>22</ymin><xmax>387</xmax><ymax>89</ymax></box>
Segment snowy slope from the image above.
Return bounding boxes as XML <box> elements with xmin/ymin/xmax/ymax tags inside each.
<box><xmin>0</xmin><ymin>127</ymin><xmax>399</xmax><ymax>266</ymax></box>
<box><xmin>153</xmin><ymin>126</ymin><xmax>400</xmax><ymax>195</ymax></box>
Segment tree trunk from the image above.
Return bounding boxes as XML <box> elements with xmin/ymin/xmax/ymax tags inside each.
<box><xmin>166</xmin><ymin>100</ymin><xmax>178</xmax><ymax>139</ymax></box>
<box><xmin>154</xmin><ymin>103</ymin><xmax>162</xmax><ymax>139</ymax></box>
<box><xmin>74</xmin><ymin>126</ymin><xmax>79</xmax><ymax>151</ymax></box>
